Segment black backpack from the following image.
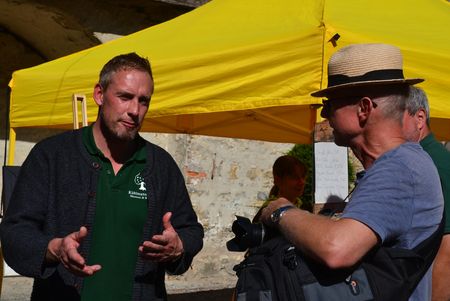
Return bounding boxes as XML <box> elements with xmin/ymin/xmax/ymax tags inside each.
<box><xmin>233</xmin><ymin>218</ymin><xmax>444</xmax><ymax>301</ymax></box>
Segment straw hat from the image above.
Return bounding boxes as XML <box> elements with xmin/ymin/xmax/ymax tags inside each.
<box><xmin>311</xmin><ymin>43</ymin><xmax>424</xmax><ymax>97</ymax></box>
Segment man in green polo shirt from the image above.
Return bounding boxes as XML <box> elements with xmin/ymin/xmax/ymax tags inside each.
<box><xmin>0</xmin><ymin>53</ymin><xmax>204</xmax><ymax>301</ymax></box>
<box><xmin>403</xmin><ymin>86</ymin><xmax>450</xmax><ymax>301</ymax></box>
<box><xmin>80</xmin><ymin>124</ymin><xmax>149</xmax><ymax>300</ymax></box>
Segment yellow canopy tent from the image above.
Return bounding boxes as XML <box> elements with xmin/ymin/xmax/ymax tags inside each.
<box><xmin>7</xmin><ymin>0</ymin><xmax>450</xmax><ymax>165</ymax></box>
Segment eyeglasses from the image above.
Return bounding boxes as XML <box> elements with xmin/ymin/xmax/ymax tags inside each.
<box><xmin>320</xmin><ymin>99</ymin><xmax>334</xmax><ymax>119</ymax></box>
<box><xmin>320</xmin><ymin>97</ymin><xmax>377</xmax><ymax>119</ymax></box>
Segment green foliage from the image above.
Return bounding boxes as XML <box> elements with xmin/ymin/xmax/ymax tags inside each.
<box><xmin>287</xmin><ymin>144</ymin><xmax>356</xmax><ymax>208</ymax></box>
<box><xmin>347</xmin><ymin>155</ymin><xmax>356</xmax><ymax>187</ymax></box>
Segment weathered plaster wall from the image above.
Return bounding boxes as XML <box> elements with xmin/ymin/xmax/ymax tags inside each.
<box><xmin>142</xmin><ymin>133</ymin><xmax>294</xmax><ymax>292</ymax></box>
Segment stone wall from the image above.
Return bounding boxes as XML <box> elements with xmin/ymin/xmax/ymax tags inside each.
<box><xmin>142</xmin><ymin>133</ymin><xmax>294</xmax><ymax>292</ymax></box>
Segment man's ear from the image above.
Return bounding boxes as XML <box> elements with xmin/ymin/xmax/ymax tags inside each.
<box><xmin>357</xmin><ymin>97</ymin><xmax>372</xmax><ymax>121</ymax></box>
<box><xmin>93</xmin><ymin>84</ymin><xmax>103</xmax><ymax>106</ymax></box>
<box><xmin>415</xmin><ymin>108</ymin><xmax>427</xmax><ymax>131</ymax></box>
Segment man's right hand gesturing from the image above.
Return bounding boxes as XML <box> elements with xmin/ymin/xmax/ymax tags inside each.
<box><xmin>46</xmin><ymin>226</ymin><xmax>101</xmax><ymax>277</ymax></box>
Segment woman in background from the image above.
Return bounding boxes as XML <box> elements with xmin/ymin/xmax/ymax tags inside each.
<box><xmin>253</xmin><ymin>155</ymin><xmax>310</xmax><ymax>223</ymax></box>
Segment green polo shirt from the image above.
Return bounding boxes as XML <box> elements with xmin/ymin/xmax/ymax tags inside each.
<box><xmin>420</xmin><ymin>133</ymin><xmax>450</xmax><ymax>233</ymax></box>
<box><xmin>81</xmin><ymin>125</ymin><xmax>148</xmax><ymax>301</ymax></box>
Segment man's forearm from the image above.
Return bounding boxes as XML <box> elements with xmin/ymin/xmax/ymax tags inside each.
<box><xmin>432</xmin><ymin>234</ymin><xmax>450</xmax><ymax>301</ymax></box>
<box><xmin>274</xmin><ymin>207</ymin><xmax>378</xmax><ymax>269</ymax></box>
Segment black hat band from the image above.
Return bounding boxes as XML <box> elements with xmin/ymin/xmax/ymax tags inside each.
<box><xmin>327</xmin><ymin>69</ymin><xmax>405</xmax><ymax>88</ymax></box>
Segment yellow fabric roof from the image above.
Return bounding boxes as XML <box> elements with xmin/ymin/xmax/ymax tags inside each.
<box><xmin>8</xmin><ymin>0</ymin><xmax>450</xmax><ymax>155</ymax></box>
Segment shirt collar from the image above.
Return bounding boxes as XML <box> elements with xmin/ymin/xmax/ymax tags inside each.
<box><xmin>82</xmin><ymin>124</ymin><xmax>146</xmax><ymax>163</ymax></box>
<box><xmin>419</xmin><ymin>133</ymin><xmax>435</xmax><ymax>148</ymax></box>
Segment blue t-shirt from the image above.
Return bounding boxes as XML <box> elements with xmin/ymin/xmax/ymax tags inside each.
<box><xmin>342</xmin><ymin>142</ymin><xmax>444</xmax><ymax>301</ymax></box>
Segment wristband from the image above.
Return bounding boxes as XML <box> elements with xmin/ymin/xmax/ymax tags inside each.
<box><xmin>270</xmin><ymin>205</ymin><xmax>295</xmax><ymax>224</ymax></box>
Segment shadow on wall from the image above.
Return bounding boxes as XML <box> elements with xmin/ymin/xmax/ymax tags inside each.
<box><xmin>169</xmin><ymin>289</ymin><xmax>234</xmax><ymax>301</ymax></box>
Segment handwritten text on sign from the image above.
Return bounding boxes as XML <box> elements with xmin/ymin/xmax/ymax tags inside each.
<box><xmin>314</xmin><ymin>142</ymin><xmax>348</xmax><ymax>203</ymax></box>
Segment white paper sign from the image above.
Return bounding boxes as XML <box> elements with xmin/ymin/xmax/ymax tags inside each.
<box><xmin>3</xmin><ymin>261</ymin><xmax>19</xmax><ymax>276</ymax></box>
<box><xmin>314</xmin><ymin>142</ymin><xmax>348</xmax><ymax>203</ymax></box>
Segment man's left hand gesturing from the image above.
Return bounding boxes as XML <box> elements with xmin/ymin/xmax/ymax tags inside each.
<box><xmin>139</xmin><ymin>212</ymin><xmax>184</xmax><ymax>262</ymax></box>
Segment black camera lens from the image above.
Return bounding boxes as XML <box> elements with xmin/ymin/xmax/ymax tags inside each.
<box><xmin>227</xmin><ymin>216</ymin><xmax>266</xmax><ymax>252</ymax></box>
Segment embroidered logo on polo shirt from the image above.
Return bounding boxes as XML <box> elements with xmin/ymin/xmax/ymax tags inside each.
<box><xmin>129</xmin><ymin>173</ymin><xmax>147</xmax><ymax>200</ymax></box>
<box><xmin>134</xmin><ymin>173</ymin><xmax>146</xmax><ymax>191</ymax></box>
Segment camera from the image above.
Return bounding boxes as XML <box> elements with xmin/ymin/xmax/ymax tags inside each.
<box><xmin>226</xmin><ymin>215</ymin><xmax>277</xmax><ymax>251</ymax></box>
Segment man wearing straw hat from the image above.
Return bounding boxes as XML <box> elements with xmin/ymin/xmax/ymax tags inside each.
<box><xmin>0</xmin><ymin>53</ymin><xmax>204</xmax><ymax>301</ymax></box>
<box><xmin>260</xmin><ymin>43</ymin><xmax>443</xmax><ymax>301</ymax></box>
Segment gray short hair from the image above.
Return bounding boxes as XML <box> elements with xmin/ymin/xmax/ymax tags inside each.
<box><xmin>406</xmin><ymin>86</ymin><xmax>430</xmax><ymax>126</ymax></box>
<box><xmin>364</xmin><ymin>85</ymin><xmax>408</xmax><ymax>123</ymax></box>
<box><xmin>377</xmin><ymin>93</ymin><xmax>407</xmax><ymax>122</ymax></box>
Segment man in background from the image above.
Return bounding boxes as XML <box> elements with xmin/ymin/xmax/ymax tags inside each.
<box><xmin>403</xmin><ymin>86</ymin><xmax>450</xmax><ymax>301</ymax></box>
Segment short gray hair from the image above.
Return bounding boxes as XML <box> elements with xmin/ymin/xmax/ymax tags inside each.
<box><xmin>363</xmin><ymin>84</ymin><xmax>408</xmax><ymax>123</ymax></box>
<box><xmin>405</xmin><ymin>86</ymin><xmax>430</xmax><ymax>126</ymax></box>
